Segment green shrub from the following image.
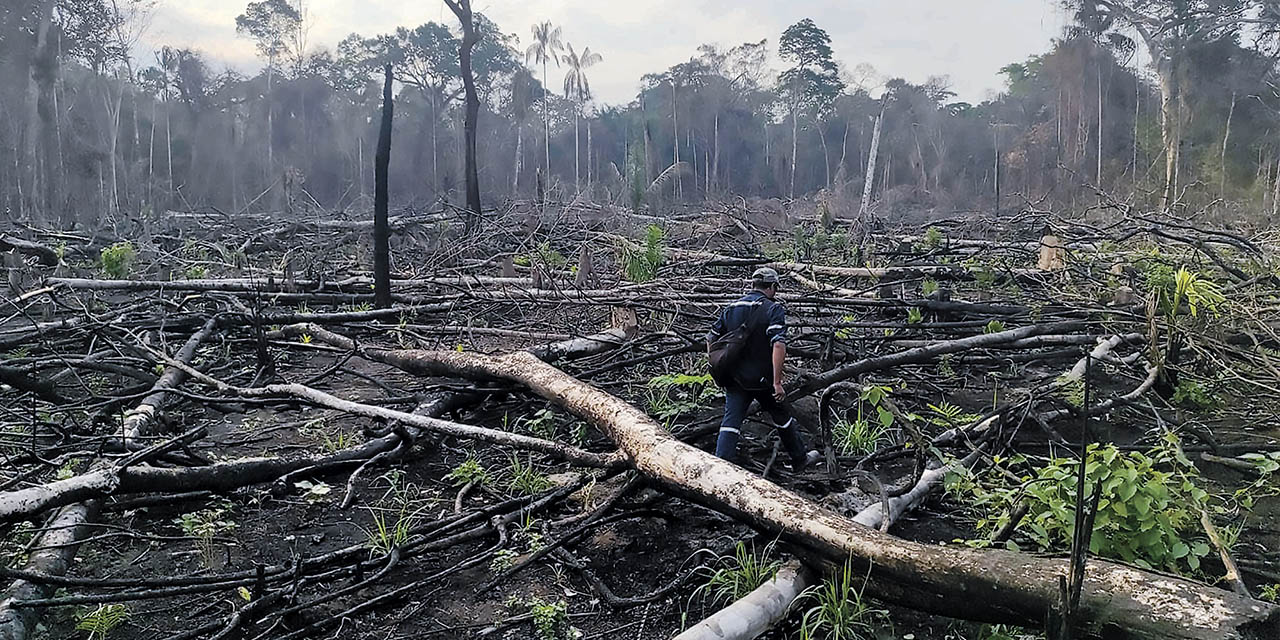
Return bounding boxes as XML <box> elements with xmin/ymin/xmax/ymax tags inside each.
<box><xmin>970</xmin><ymin>441</ymin><xmax>1213</xmax><ymax>574</ymax></box>
<box><xmin>100</xmin><ymin>242</ymin><xmax>137</xmax><ymax>279</ymax></box>
<box><xmin>623</xmin><ymin>224</ymin><xmax>665</xmax><ymax>282</ymax></box>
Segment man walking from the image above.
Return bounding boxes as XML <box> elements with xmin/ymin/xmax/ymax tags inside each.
<box><xmin>706</xmin><ymin>267</ymin><xmax>819</xmax><ymax>472</ymax></box>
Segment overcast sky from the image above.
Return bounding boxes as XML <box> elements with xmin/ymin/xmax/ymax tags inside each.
<box><xmin>140</xmin><ymin>0</ymin><xmax>1069</xmax><ymax>105</ymax></box>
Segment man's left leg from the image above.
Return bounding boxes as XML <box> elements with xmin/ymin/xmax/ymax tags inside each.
<box><xmin>752</xmin><ymin>390</ymin><xmax>813</xmax><ymax>468</ymax></box>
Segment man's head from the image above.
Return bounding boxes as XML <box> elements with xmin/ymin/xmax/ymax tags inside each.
<box><xmin>751</xmin><ymin>267</ymin><xmax>781</xmax><ymax>299</ymax></box>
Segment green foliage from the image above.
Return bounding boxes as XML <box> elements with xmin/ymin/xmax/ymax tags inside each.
<box><xmin>76</xmin><ymin>603</ymin><xmax>130</xmax><ymax>640</ymax></box>
<box><xmin>1260</xmin><ymin>584</ymin><xmax>1280</xmax><ymax>603</ymax></box>
<box><xmin>937</xmin><ymin>353</ymin><xmax>956</xmax><ymax>379</ymax></box>
<box><xmin>1171</xmin><ymin>379</ymin><xmax>1221</xmax><ymax>411</ymax></box>
<box><xmin>1055</xmin><ymin>375</ymin><xmax>1086</xmax><ymax>408</ymax></box>
<box><xmin>832</xmin><ymin>416</ymin><xmax>887</xmax><ymax>457</ymax></box>
<box><xmin>921</xmin><ymin>278</ymin><xmax>939</xmax><ymax>297</ymax></box>
<box><xmin>974</xmin><ymin>266</ymin><xmax>998</xmax><ymax>289</ymax></box>
<box><xmin>984</xmin><ymin>320</ymin><xmax>1006</xmax><ymax>334</ymax></box>
<box><xmin>646</xmin><ymin>372</ymin><xmax>719</xmax><ymax>421</ymax></box>
<box><xmin>100</xmin><ymin>242</ymin><xmax>137</xmax><ymax>279</ymax></box>
<box><xmin>922</xmin><ymin>226</ymin><xmax>945</xmax><ymax>250</ymax></box>
<box><xmin>445</xmin><ymin>454</ymin><xmax>490</xmax><ymax>488</ymax></box>
<box><xmin>528</xmin><ymin>597</ymin><xmax>575</xmax><ymax>640</ymax></box>
<box><xmin>926</xmin><ymin>401</ymin><xmax>980</xmax><ymax>427</ymax></box>
<box><xmin>534</xmin><ymin>241</ymin><xmax>567</xmax><ymax>269</ymax></box>
<box><xmin>906</xmin><ymin>308</ymin><xmax>924</xmax><ymax>324</ymax></box>
<box><xmin>623</xmin><ymin>224</ymin><xmax>665</xmax><ymax>282</ymax></box>
<box><xmin>967</xmin><ymin>441</ymin><xmax>1214</xmax><ymax>574</ymax></box>
<box><xmin>174</xmin><ymin>503</ymin><xmax>237</xmax><ymax>569</ymax></box>
<box><xmin>508</xmin><ymin>455</ymin><xmax>551</xmax><ymax>495</ymax></box>
<box><xmin>696</xmin><ymin>540</ymin><xmax>781</xmax><ymax>606</ymax></box>
<box><xmin>362</xmin><ymin>500</ymin><xmax>423</xmax><ymax>556</ymax></box>
<box><xmin>183</xmin><ymin>265</ymin><xmax>207</xmax><ymax>279</ymax></box>
<box><xmin>832</xmin><ymin>386</ymin><xmax>895</xmax><ymax>456</ymax></box>
<box><xmin>798</xmin><ymin>558</ymin><xmax>887</xmax><ymax>640</ymax></box>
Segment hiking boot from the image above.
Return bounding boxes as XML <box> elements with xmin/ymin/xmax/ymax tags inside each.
<box><xmin>790</xmin><ymin>450</ymin><xmax>821</xmax><ymax>474</ymax></box>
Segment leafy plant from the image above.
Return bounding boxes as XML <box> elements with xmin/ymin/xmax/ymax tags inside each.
<box><xmin>906</xmin><ymin>308</ymin><xmax>924</xmax><ymax>325</ymax></box>
<box><xmin>1260</xmin><ymin>584</ymin><xmax>1280</xmax><ymax>603</ymax></box>
<box><xmin>508</xmin><ymin>455</ymin><xmax>551</xmax><ymax>495</ymax></box>
<box><xmin>984</xmin><ymin>320</ymin><xmax>1006</xmax><ymax>334</ymax></box>
<box><xmin>832</xmin><ymin>416</ymin><xmax>887</xmax><ymax>457</ymax></box>
<box><xmin>623</xmin><ymin>224</ymin><xmax>665</xmax><ymax>283</ymax></box>
<box><xmin>76</xmin><ymin>603</ymin><xmax>130</xmax><ymax>640</ymax></box>
<box><xmin>1055</xmin><ymin>375</ymin><xmax>1086</xmax><ymax>408</ymax></box>
<box><xmin>445</xmin><ymin>454</ymin><xmax>490</xmax><ymax>488</ymax></box>
<box><xmin>696</xmin><ymin>540</ymin><xmax>781</xmax><ymax>606</ymax></box>
<box><xmin>831</xmin><ymin>386</ymin><xmax>895</xmax><ymax>456</ymax></box>
<box><xmin>293</xmin><ymin>479</ymin><xmax>332</xmax><ymax>504</ymax></box>
<box><xmin>974</xmin><ymin>266</ymin><xmax>998</xmax><ymax>289</ymax></box>
<box><xmin>972</xmin><ymin>441</ymin><xmax>1214</xmax><ymax>574</ymax></box>
<box><xmin>1171</xmin><ymin>379</ymin><xmax>1220</xmax><ymax>412</ymax></box>
<box><xmin>362</xmin><ymin>500</ymin><xmax>424</xmax><ymax>556</ymax></box>
<box><xmin>534</xmin><ymin>241</ymin><xmax>567</xmax><ymax>269</ymax></box>
<box><xmin>490</xmin><ymin>548</ymin><xmax>519</xmax><ymax>572</ymax></box>
<box><xmin>646</xmin><ymin>372</ymin><xmax>719</xmax><ymax>421</ymax></box>
<box><xmin>922</xmin><ymin>226</ymin><xmax>945</xmax><ymax>250</ymax></box>
<box><xmin>528</xmin><ymin>598</ymin><xmax>575</xmax><ymax>640</ymax></box>
<box><xmin>321</xmin><ymin>430</ymin><xmax>357</xmax><ymax>453</ymax></box>
<box><xmin>798</xmin><ymin>557</ymin><xmax>887</xmax><ymax>640</ymax></box>
<box><xmin>926</xmin><ymin>401</ymin><xmax>980</xmax><ymax>427</ymax></box>
<box><xmin>521</xmin><ymin>407</ymin><xmax>560</xmax><ymax>440</ymax></box>
<box><xmin>174</xmin><ymin>504</ymin><xmax>238</xmax><ymax>569</ymax></box>
<box><xmin>183</xmin><ymin>265</ymin><xmax>207</xmax><ymax>279</ymax></box>
<box><xmin>921</xmin><ymin>278</ymin><xmax>940</xmax><ymax>297</ymax></box>
<box><xmin>100</xmin><ymin>242</ymin><xmax>137</xmax><ymax>279</ymax></box>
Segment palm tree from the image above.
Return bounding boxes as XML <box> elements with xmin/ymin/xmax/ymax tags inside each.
<box><xmin>561</xmin><ymin>43</ymin><xmax>602</xmax><ymax>193</ymax></box>
<box><xmin>525</xmin><ymin>21</ymin><xmax>563</xmax><ymax>180</ymax></box>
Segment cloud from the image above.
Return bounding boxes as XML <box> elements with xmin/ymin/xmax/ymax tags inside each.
<box><xmin>137</xmin><ymin>0</ymin><xmax>1067</xmax><ymax>104</ymax></box>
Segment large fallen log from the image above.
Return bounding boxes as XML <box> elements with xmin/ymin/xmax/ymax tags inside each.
<box><xmin>368</xmin><ymin>346</ymin><xmax>1276</xmax><ymax>640</ymax></box>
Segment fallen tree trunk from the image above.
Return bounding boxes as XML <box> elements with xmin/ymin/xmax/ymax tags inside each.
<box><xmin>673</xmin><ymin>561</ymin><xmax>816</xmax><ymax>640</ymax></box>
<box><xmin>0</xmin><ymin>503</ymin><xmax>99</xmax><ymax>640</ymax></box>
<box><xmin>794</xmin><ymin>322</ymin><xmax>1084</xmax><ymax>397</ymax></box>
<box><xmin>373</xmin><ymin>346</ymin><xmax>1277</xmax><ymax>640</ymax></box>
<box><xmin>0</xmin><ymin>235</ymin><xmax>59</xmax><ymax>267</ymax></box>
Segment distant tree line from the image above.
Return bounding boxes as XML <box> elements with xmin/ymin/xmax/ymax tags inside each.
<box><xmin>4</xmin><ymin>0</ymin><xmax>1280</xmax><ymax>229</ymax></box>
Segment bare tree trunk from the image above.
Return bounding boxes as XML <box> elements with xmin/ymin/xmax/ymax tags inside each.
<box><xmin>817</xmin><ymin>120</ymin><xmax>830</xmax><ymax>189</ymax></box>
<box><xmin>512</xmin><ymin>121</ymin><xmax>522</xmax><ymax>196</ymax></box>
<box><xmin>1097</xmin><ymin>60</ymin><xmax>1104</xmax><ymax>187</ymax></box>
<box><xmin>1221</xmin><ymin>90</ymin><xmax>1236</xmax><ymax>199</ymax></box>
<box><xmin>542</xmin><ymin>61</ymin><xmax>551</xmax><ymax>178</ymax></box>
<box><xmin>373</xmin><ymin>65</ymin><xmax>394</xmax><ymax>310</ymax></box>
<box><xmin>712</xmin><ymin>111</ymin><xmax>720</xmax><ymax>193</ymax></box>
<box><xmin>446</xmin><ymin>0</ymin><xmax>482</xmax><ymax>233</ymax></box>
<box><xmin>789</xmin><ymin>108</ymin><xmax>798</xmax><ymax>199</ymax></box>
<box><xmin>586</xmin><ymin>117</ymin><xmax>592</xmax><ymax>191</ymax></box>
<box><xmin>573</xmin><ymin>102</ymin><xmax>580</xmax><ymax>192</ymax></box>
<box><xmin>672</xmin><ymin>81</ymin><xmax>680</xmax><ymax>199</ymax></box>
<box><xmin>1271</xmin><ymin>154</ymin><xmax>1279</xmax><ymax>220</ymax></box>
<box><xmin>858</xmin><ymin>107</ymin><xmax>884</xmax><ymax>225</ymax></box>
<box><xmin>1157</xmin><ymin>58</ymin><xmax>1178</xmax><ymax>210</ymax></box>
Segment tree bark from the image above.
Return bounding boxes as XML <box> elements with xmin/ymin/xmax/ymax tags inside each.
<box><xmin>374</xmin><ymin>65</ymin><xmax>394</xmax><ymax>310</ymax></box>
<box><xmin>446</xmin><ymin>0</ymin><xmax>482</xmax><ymax>233</ymax></box>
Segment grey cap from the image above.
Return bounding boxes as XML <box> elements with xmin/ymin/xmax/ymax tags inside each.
<box><xmin>751</xmin><ymin>267</ymin><xmax>781</xmax><ymax>286</ymax></box>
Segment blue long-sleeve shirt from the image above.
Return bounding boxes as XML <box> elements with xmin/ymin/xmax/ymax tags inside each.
<box><xmin>706</xmin><ymin>291</ymin><xmax>788</xmax><ymax>388</ymax></box>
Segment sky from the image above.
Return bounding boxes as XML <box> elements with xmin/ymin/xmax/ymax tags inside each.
<box><xmin>139</xmin><ymin>0</ymin><xmax>1070</xmax><ymax>105</ymax></box>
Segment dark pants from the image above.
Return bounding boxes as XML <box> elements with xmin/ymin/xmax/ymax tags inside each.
<box><xmin>715</xmin><ymin>385</ymin><xmax>808</xmax><ymax>464</ymax></box>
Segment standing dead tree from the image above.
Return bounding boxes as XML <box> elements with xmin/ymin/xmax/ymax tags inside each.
<box><xmin>374</xmin><ymin>64</ymin><xmax>394</xmax><ymax>310</ymax></box>
<box><xmin>445</xmin><ymin>0</ymin><xmax>483</xmax><ymax>233</ymax></box>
